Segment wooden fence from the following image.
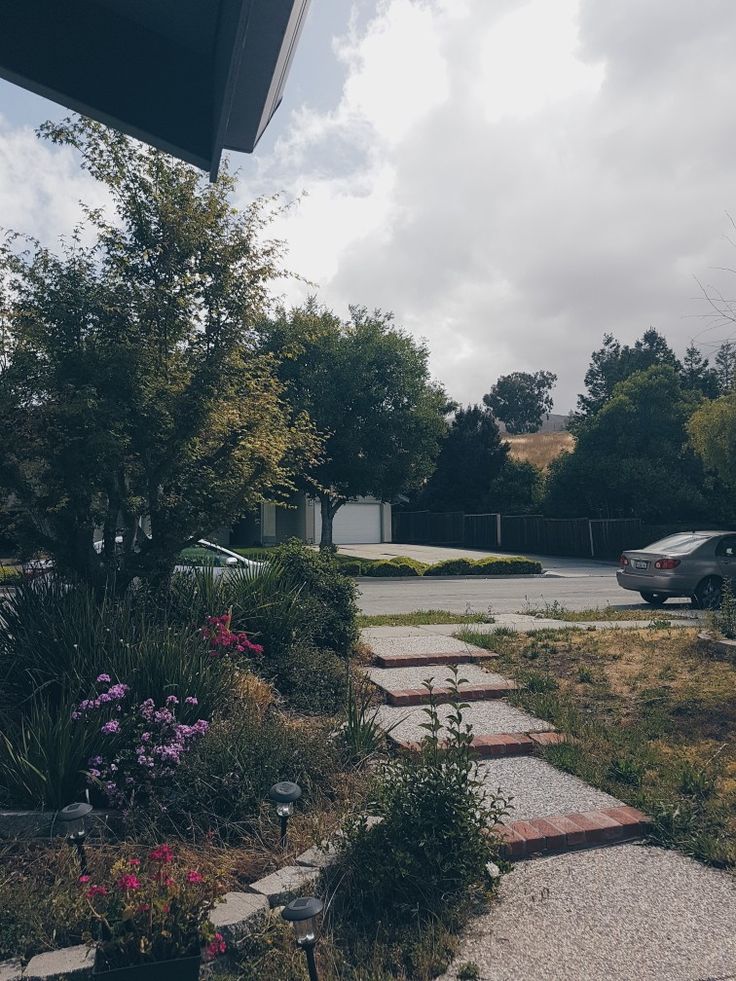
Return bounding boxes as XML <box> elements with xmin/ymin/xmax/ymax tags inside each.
<box><xmin>392</xmin><ymin>510</ymin><xmax>644</xmax><ymax>559</ymax></box>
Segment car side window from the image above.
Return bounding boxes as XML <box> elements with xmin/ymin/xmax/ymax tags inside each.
<box><xmin>716</xmin><ymin>536</ymin><xmax>736</xmax><ymax>558</ymax></box>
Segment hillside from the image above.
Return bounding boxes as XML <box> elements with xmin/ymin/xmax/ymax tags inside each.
<box><xmin>505</xmin><ymin>431</ymin><xmax>575</xmax><ymax>470</ymax></box>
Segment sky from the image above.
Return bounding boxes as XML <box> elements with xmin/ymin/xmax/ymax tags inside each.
<box><xmin>2</xmin><ymin>0</ymin><xmax>736</xmax><ymax>412</ymax></box>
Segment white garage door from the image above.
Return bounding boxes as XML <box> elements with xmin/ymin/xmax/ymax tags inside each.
<box><xmin>315</xmin><ymin>502</ymin><xmax>382</xmax><ymax>544</ymax></box>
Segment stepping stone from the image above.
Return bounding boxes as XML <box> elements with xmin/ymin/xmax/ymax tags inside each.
<box><xmin>368</xmin><ymin>634</ymin><xmax>497</xmax><ymax>666</ymax></box>
<box><xmin>496</xmin><ymin>805</ymin><xmax>649</xmax><ymax>859</ymax></box>
<box><xmin>365</xmin><ymin>663</ymin><xmax>516</xmax><ymax>705</ymax></box>
<box><xmin>379</xmin><ymin>699</ymin><xmax>553</xmax><ymax>747</ymax></box>
<box><xmin>374</xmin><ymin>650</ymin><xmax>499</xmax><ymax>668</ymax></box>
<box><xmin>478</xmin><ymin>756</ymin><xmax>623</xmax><ymax>823</ymax></box>
<box><xmin>439</xmin><ymin>844</ymin><xmax>733</xmax><ymax>981</ymax></box>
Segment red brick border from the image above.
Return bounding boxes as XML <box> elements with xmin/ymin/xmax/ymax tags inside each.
<box><xmin>373</xmin><ymin>651</ymin><xmax>498</xmax><ymax>668</ymax></box>
<box><xmin>384</xmin><ymin>682</ymin><xmax>517</xmax><ymax>706</ymax></box>
<box><xmin>528</xmin><ymin>731</ymin><xmax>572</xmax><ymax>749</ymax></box>
<box><xmin>496</xmin><ymin>806</ymin><xmax>650</xmax><ymax>860</ymax></box>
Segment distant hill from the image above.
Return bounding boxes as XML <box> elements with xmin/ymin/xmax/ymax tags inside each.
<box><xmin>505</xmin><ymin>430</ymin><xmax>575</xmax><ymax>470</ymax></box>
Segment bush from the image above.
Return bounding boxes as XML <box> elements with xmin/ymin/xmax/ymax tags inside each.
<box><xmin>338</xmin><ymin>559</ymin><xmax>365</xmax><ymax>576</ymax></box>
<box><xmin>423</xmin><ymin>556</ymin><xmax>541</xmax><ymax>576</ymax></box>
<box><xmin>326</xmin><ymin>671</ymin><xmax>509</xmax><ymax>928</ymax></box>
<box><xmin>362</xmin><ymin>559</ymin><xmax>424</xmax><ymax>577</ymax></box>
<box><xmin>274</xmin><ymin>644</ymin><xmax>348</xmax><ymax>716</ymax></box>
<box><xmin>163</xmin><ymin>709</ymin><xmax>341</xmax><ymax>840</ymax></box>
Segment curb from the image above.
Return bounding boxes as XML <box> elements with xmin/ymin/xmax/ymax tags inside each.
<box><xmin>384</xmin><ymin>682</ymin><xmax>518</xmax><ymax>707</ymax></box>
<box><xmin>496</xmin><ymin>805</ymin><xmax>650</xmax><ymax>860</ymax></box>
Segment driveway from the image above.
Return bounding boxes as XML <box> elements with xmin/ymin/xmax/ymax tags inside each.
<box><xmin>346</xmin><ymin>544</ymin><xmax>694</xmax><ymax>615</ymax></box>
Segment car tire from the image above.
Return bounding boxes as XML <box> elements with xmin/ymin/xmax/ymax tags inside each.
<box><xmin>692</xmin><ymin>576</ymin><xmax>723</xmax><ymax>610</ymax></box>
<box><xmin>640</xmin><ymin>592</ymin><xmax>667</xmax><ymax>606</ymax></box>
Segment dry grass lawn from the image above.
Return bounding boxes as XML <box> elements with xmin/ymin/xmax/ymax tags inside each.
<box><xmin>505</xmin><ymin>430</ymin><xmax>574</xmax><ymax>470</ymax></box>
<box><xmin>459</xmin><ymin>625</ymin><xmax>736</xmax><ymax>867</ymax></box>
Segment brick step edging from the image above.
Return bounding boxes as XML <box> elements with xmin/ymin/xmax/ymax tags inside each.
<box><xmin>373</xmin><ymin>651</ymin><xmax>499</xmax><ymax>668</ymax></box>
<box><xmin>383</xmin><ymin>682</ymin><xmax>518</xmax><ymax>706</ymax></box>
<box><xmin>390</xmin><ymin>730</ymin><xmax>566</xmax><ymax>757</ymax></box>
<box><xmin>497</xmin><ymin>805</ymin><xmax>650</xmax><ymax>860</ymax></box>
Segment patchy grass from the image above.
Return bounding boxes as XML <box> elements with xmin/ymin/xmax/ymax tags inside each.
<box><xmin>505</xmin><ymin>431</ymin><xmax>574</xmax><ymax>470</ymax></box>
<box><xmin>459</xmin><ymin>625</ymin><xmax>736</xmax><ymax>867</ymax></box>
<box><xmin>521</xmin><ymin>600</ymin><xmax>694</xmax><ymax>622</ymax></box>
<box><xmin>358</xmin><ymin>610</ymin><xmax>495</xmax><ymax>627</ymax></box>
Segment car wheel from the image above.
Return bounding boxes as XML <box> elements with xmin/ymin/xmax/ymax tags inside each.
<box><xmin>693</xmin><ymin>576</ymin><xmax>723</xmax><ymax>610</ymax></box>
<box><xmin>640</xmin><ymin>592</ymin><xmax>667</xmax><ymax>606</ymax></box>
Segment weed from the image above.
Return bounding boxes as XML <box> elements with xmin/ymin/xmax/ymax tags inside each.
<box><xmin>520</xmin><ymin>670</ymin><xmax>558</xmax><ymax>694</ymax></box>
<box><xmin>606</xmin><ymin>757</ymin><xmax>645</xmax><ymax>788</ymax></box>
<box><xmin>457</xmin><ymin>963</ymin><xmax>481</xmax><ymax>981</ymax></box>
<box><xmin>678</xmin><ymin>763</ymin><xmax>717</xmax><ymax>801</ymax></box>
<box><xmin>577</xmin><ymin>667</ymin><xmax>594</xmax><ymax>683</ymax></box>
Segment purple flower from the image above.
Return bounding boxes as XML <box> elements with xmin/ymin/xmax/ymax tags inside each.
<box><xmin>185</xmin><ymin>696</ymin><xmax>198</xmax><ymax>706</ymax></box>
<box><xmin>165</xmin><ymin>695</ymin><xmax>179</xmax><ymax>706</ymax></box>
<box><xmin>100</xmin><ymin>720</ymin><xmax>120</xmax><ymax>735</ymax></box>
<box><xmin>96</xmin><ymin>674</ymin><xmax>111</xmax><ymax>684</ymax></box>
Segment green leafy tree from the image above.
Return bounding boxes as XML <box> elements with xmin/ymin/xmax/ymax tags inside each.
<box><xmin>688</xmin><ymin>394</ymin><xmax>736</xmax><ymax>493</ymax></box>
<box><xmin>263</xmin><ymin>302</ymin><xmax>448</xmax><ymax>547</ymax></box>
<box><xmin>0</xmin><ymin>118</ymin><xmax>316</xmax><ymax>589</ymax></box>
<box><xmin>573</xmin><ymin>328</ymin><xmax>680</xmax><ymax>424</ymax></box>
<box><xmin>681</xmin><ymin>343</ymin><xmax>720</xmax><ymax>398</ymax></box>
<box><xmin>483</xmin><ymin>370</ymin><xmax>557</xmax><ymax>435</ymax></box>
<box><xmin>418</xmin><ymin>405</ymin><xmax>508</xmax><ymax>512</ymax></box>
<box><xmin>714</xmin><ymin>340</ymin><xmax>736</xmax><ymax>394</ymax></box>
<box><xmin>545</xmin><ymin>366</ymin><xmax>710</xmax><ymax>522</ymax></box>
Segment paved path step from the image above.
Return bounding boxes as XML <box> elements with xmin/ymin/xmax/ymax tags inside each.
<box><xmin>498</xmin><ymin>805</ymin><xmax>650</xmax><ymax>859</ymax></box>
<box><xmin>384</xmin><ymin>682</ymin><xmax>518</xmax><ymax>706</ymax></box>
<box><xmin>366</xmin><ymin>634</ymin><xmax>497</xmax><ymax>662</ymax></box>
<box><xmin>364</xmin><ymin>662</ymin><xmax>516</xmax><ymax>705</ymax></box>
<box><xmin>379</xmin><ymin>699</ymin><xmax>554</xmax><ymax>745</ymax></box>
<box><xmin>373</xmin><ymin>650</ymin><xmax>499</xmax><ymax>667</ymax></box>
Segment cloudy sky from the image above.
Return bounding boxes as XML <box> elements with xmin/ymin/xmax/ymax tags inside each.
<box><xmin>2</xmin><ymin>0</ymin><xmax>736</xmax><ymax>411</ymax></box>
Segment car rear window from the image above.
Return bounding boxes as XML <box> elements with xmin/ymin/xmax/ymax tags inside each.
<box><xmin>644</xmin><ymin>534</ymin><xmax>709</xmax><ymax>555</ymax></box>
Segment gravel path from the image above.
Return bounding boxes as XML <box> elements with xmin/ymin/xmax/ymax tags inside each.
<box><xmin>478</xmin><ymin>757</ymin><xmax>622</xmax><ymax>821</ymax></box>
<box><xmin>438</xmin><ymin>844</ymin><xmax>736</xmax><ymax>981</ymax></box>
<box><xmin>376</xmin><ymin>700</ymin><xmax>553</xmax><ymax>741</ymax></box>
<box><xmin>364</xmin><ymin>662</ymin><xmax>506</xmax><ymax>690</ymax></box>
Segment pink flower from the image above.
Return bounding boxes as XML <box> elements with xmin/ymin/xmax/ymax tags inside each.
<box><xmin>78</xmin><ymin>875</ymin><xmax>91</xmax><ymax>884</ymax></box>
<box><xmin>116</xmin><ymin>873</ymin><xmax>141</xmax><ymax>891</ymax></box>
<box><xmin>96</xmin><ymin>674</ymin><xmax>111</xmax><ymax>684</ymax></box>
<box><xmin>149</xmin><ymin>844</ymin><xmax>174</xmax><ymax>863</ymax></box>
<box><xmin>86</xmin><ymin>885</ymin><xmax>108</xmax><ymax>899</ymax></box>
<box><xmin>100</xmin><ymin>720</ymin><xmax>120</xmax><ymax>735</ymax></box>
<box><xmin>186</xmin><ymin>870</ymin><xmax>204</xmax><ymax>884</ymax></box>
<box><xmin>128</xmin><ymin>858</ymin><xmax>141</xmax><ymax>867</ymax></box>
<box><xmin>206</xmin><ymin>933</ymin><xmax>227</xmax><ymax>959</ymax></box>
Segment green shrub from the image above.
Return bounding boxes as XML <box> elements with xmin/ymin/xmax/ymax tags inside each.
<box><xmin>423</xmin><ymin>556</ymin><xmax>541</xmax><ymax>576</ymax></box>
<box><xmin>338</xmin><ymin>559</ymin><xmax>365</xmax><ymax>576</ymax></box>
<box><xmin>362</xmin><ymin>559</ymin><xmax>423</xmax><ymax>577</ymax></box>
<box><xmin>272</xmin><ymin>540</ymin><xmax>358</xmax><ymax>657</ymax></box>
<box><xmin>275</xmin><ymin>644</ymin><xmax>348</xmax><ymax>715</ymax></box>
<box><xmin>0</xmin><ymin>567</ymin><xmax>21</xmax><ymax>585</ymax></box>
<box><xmin>162</xmin><ymin>710</ymin><xmax>341</xmax><ymax>840</ymax></box>
<box><xmin>326</xmin><ymin>670</ymin><xmax>509</xmax><ymax>927</ymax></box>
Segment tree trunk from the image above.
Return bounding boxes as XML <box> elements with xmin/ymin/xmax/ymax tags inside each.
<box><xmin>318</xmin><ymin>496</ymin><xmax>342</xmax><ymax>550</ymax></box>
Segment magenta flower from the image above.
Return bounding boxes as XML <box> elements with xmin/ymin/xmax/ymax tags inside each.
<box><xmin>101</xmin><ymin>720</ymin><xmax>120</xmax><ymax>735</ymax></box>
<box><xmin>96</xmin><ymin>673</ymin><xmax>111</xmax><ymax>684</ymax></box>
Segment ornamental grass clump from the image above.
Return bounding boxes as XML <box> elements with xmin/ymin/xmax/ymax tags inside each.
<box><xmin>81</xmin><ymin>844</ymin><xmax>226</xmax><ymax>972</ymax></box>
<box><xmin>74</xmin><ymin>678</ymin><xmax>209</xmax><ymax>807</ymax></box>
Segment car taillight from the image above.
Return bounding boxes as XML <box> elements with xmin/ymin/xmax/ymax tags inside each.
<box><xmin>619</xmin><ymin>554</ymin><xmax>630</xmax><ymax>566</ymax></box>
<box><xmin>654</xmin><ymin>558</ymin><xmax>680</xmax><ymax>570</ymax></box>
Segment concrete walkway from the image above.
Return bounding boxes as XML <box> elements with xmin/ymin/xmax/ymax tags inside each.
<box><xmin>360</xmin><ymin>624</ymin><xmax>736</xmax><ymax>981</ymax></box>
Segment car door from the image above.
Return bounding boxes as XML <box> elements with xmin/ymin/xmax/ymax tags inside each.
<box><xmin>715</xmin><ymin>535</ymin><xmax>736</xmax><ymax>580</ymax></box>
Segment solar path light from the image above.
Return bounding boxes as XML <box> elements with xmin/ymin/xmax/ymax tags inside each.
<box><xmin>57</xmin><ymin>801</ymin><xmax>93</xmax><ymax>875</ymax></box>
<box><xmin>281</xmin><ymin>896</ymin><xmax>323</xmax><ymax>981</ymax></box>
<box><xmin>269</xmin><ymin>781</ymin><xmax>301</xmax><ymax>846</ymax></box>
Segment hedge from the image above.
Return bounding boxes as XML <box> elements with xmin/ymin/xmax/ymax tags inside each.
<box><xmin>361</xmin><ymin>557</ymin><xmax>428</xmax><ymax>577</ymax></box>
<box><xmin>423</xmin><ymin>556</ymin><xmax>541</xmax><ymax>577</ymax></box>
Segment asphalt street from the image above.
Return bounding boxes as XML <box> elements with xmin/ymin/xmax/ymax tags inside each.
<box><xmin>355</xmin><ymin>552</ymin><xmax>695</xmax><ymax>616</ymax></box>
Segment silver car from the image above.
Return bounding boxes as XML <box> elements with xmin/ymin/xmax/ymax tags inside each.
<box><xmin>617</xmin><ymin>531</ymin><xmax>736</xmax><ymax>608</ymax></box>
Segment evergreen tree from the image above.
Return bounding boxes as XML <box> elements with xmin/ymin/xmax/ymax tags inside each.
<box><xmin>681</xmin><ymin>343</ymin><xmax>719</xmax><ymax>397</ymax></box>
<box><xmin>715</xmin><ymin>340</ymin><xmax>736</xmax><ymax>393</ymax></box>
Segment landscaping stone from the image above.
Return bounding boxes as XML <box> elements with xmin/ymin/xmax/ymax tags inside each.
<box><xmin>478</xmin><ymin>757</ymin><xmax>622</xmax><ymax>822</ymax></box>
<box><xmin>0</xmin><ymin>960</ymin><xmax>22</xmax><ymax>981</ymax></box>
<box><xmin>379</xmin><ymin>700</ymin><xmax>552</xmax><ymax>745</ymax></box>
<box><xmin>210</xmin><ymin>892</ymin><xmax>270</xmax><ymax>946</ymax></box>
<box><xmin>248</xmin><ymin>865</ymin><xmax>321</xmax><ymax>908</ymax></box>
<box><xmin>295</xmin><ymin>841</ymin><xmax>340</xmax><ymax>869</ymax></box>
<box><xmin>24</xmin><ymin>945</ymin><xmax>95</xmax><ymax>980</ymax></box>
<box><xmin>438</xmin><ymin>844</ymin><xmax>736</xmax><ymax>981</ymax></box>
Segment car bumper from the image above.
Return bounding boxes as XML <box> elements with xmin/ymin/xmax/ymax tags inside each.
<box><xmin>616</xmin><ymin>569</ymin><xmax>693</xmax><ymax>596</ymax></box>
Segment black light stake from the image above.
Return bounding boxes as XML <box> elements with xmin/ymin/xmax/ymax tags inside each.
<box><xmin>282</xmin><ymin>896</ymin><xmax>323</xmax><ymax>981</ymax></box>
<box><xmin>269</xmin><ymin>781</ymin><xmax>302</xmax><ymax>847</ymax></box>
<box><xmin>57</xmin><ymin>802</ymin><xmax>93</xmax><ymax>875</ymax></box>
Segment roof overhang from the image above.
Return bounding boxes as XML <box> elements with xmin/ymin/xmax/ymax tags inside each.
<box><xmin>0</xmin><ymin>0</ymin><xmax>310</xmax><ymax>179</ymax></box>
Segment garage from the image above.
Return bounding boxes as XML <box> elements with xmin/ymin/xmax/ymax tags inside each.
<box><xmin>314</xmin><ymin>500</ymin><xmax>384</xmax><ymax>545</ymax></box>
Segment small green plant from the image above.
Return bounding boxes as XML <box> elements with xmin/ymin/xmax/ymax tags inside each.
<box><xmin>647</xmin><ymin>616</ymin><xmax>672</xmax><ymax>630</ymax></box>
<box><xmin>678</xmin><ymin>762</ymin><xmax>717</xmax><ymax>800</ymax></box>
<box><xmin>327</xmin><ymin>668</ymin><xmax>510</xmax><ymax>928</ymax></box>
<box><xmin>343</xmin><ymin>677</ymin><xmax>399</xmax><ymax>762</ymax></box>
<box><xmin>457</xmin><ymin>963</ymin><xmax>481</xmax><ymax>980</ymax></box>
<box><xmin>606</xmin><ymin>756</ymin><xmax>645</xmax><ymax>788</ymax></box>
<box><xmin>577</xmin><ymin>667</ymin><xmax>594</xmax><ymax>683</ymax></box>
<box><xmin>520</xmin><ymin>670</ymin><xmax>558</xmax><ymax>694</ymax></box>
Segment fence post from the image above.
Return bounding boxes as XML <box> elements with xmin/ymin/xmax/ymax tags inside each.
<box><xmin>496</xmin><ymin>513</ymin><xmax>502</xmax><ymax>548</ymax></box>
<box><xmin>588</xmin><ymin>520</ymin><xmax>595</xmax><ymax>558</ymax></box>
